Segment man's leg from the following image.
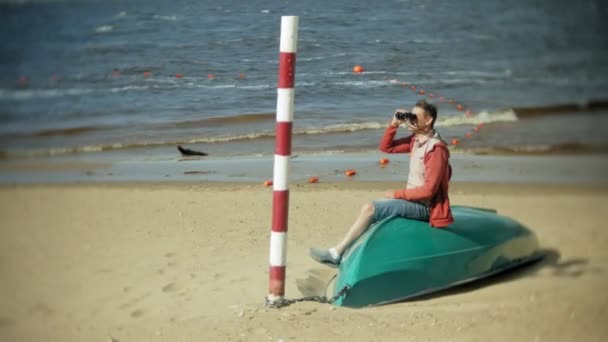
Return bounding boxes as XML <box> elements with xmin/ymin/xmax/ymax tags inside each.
<box><xmin>309</xmin><ymin>202</ymin><xmax>375</xmax><ymax>266</ymax></box>
<box><xmin>309</xmin><ymin>199</ymin><xmax>429</xmax><ymax>266</ymax></box>
<box><xmin>335</xmin><ymin>202</ymin><xmax>375</xmax><ymax>254</ymax></box>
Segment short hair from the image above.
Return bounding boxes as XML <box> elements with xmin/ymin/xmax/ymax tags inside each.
<box><xmin>415</xmin><ymin>99</ymin><xmax>437</xmax><ymax>127</ymax></box>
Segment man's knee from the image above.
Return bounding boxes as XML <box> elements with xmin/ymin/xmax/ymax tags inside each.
<box><xmin>361</xmin><ymin>202</ymin><xmax>375</xmax><ymax>217</ymax></box>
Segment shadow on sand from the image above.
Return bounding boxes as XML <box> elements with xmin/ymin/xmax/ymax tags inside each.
<box><xmin>409</xmin><ymin>248</ymin><xmax>600</xmax><ymax>302</ymax></box>
<box><xmin>296</xmin><ymin>248</ymin><xmax>603</xmax><ymax>304</ymax></box>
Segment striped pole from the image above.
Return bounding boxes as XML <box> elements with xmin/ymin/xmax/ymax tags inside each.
<box><xmin>267</xmin><ymin>15</ymin><xmax>298</xmax><ymax>306</ymax></box>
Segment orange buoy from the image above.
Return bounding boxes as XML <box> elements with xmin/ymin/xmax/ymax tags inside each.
<box><xmin>452</xmin><ymin>138</ymin><xmax>459</xmax><ymax>146</ymax></box>
<box><xmin>428</xmin><ymin>93</ymin><xmax>435</xmax><ymax>98</ymax></box>
<box><xmin>263</xmin><ymin>180</ymin><xmax>273</xmax><ymax>187</ymax></box>
<box><xmin>353</xmin><ymin>65</ymin><xmax>364</xmax><ymax>73</ymax></box>
<box><xmin>379</xmin><ymin>158</ymin><xmax>390</xmax><ymax>165</ymax></box>
<box><xmin>143</xmin><ymin>71</ymin><xmax>151</xmax><ymax>77</ymax></box>
<box><xmin>477</xmin><ymin>122</ymin><xmax>484</xmax><ymax>128</ymax></box>
<box><xmin>410</xmin><ymin>85</ymin><xmax>416</xmax><ymax>91</ymax></box>
<box><xmin>456</xmin><ymin>104</ymin><xmax>465</xmax><ymax>111</ymax></box>
<box><xmin>418</xmin><ymin>89</ymin><xmax>426</xmax><ymax>95</ymax></box>
<box><xmin>473</xmin><ymin>126</ymin><xmax>480</xmax><ymax>132</ymax></box>
<box><xmin>465</xmin><ymin>132</ymin><xmax>473</xmax><ymax>139</ymax></box>
<box><xmin>175</xmin><ymin>73</ymin><xmax>184</xmax><ymax>78</ymax></box>
<box><xmin>345</xmin><ymin>169</ymin><xmax>357</xmax><ymax>177</ymax></box>
<box><xmin>465</xmin><ymin>110</ymin><xmax>473</xmax><ymax>117</ymax></box>
<box><xmin>208</xmin><ymin>74</ymin><xmax>215</xmax><ymax>79</ymax></box>
<box><xmin>308</xmin><ymin>176</ymin><xmax>319</xmax><ymax>183</ymax></box>
<box><xmin>238</xmin><ymin>73</ymin><xmax>246</xmax><ymax>79</ymax></box>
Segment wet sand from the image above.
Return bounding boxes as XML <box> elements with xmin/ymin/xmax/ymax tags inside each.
<box><xmin>0</xmin><ymin>182</ymin><xmax>607</xmax><ymax>341</ymax></box>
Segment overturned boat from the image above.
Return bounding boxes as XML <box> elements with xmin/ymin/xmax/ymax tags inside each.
<box><xmin>330</xmin><ymin>206</ymin><xmax>543</xmax><ymax>308</ymax></box>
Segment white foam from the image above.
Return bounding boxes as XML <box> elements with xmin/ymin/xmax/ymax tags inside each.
<box><xmin>239</xmin><ymin>84</ymin><xmax>271</xmax><ymax>90</ymax></box>
<box><xmin>0</xmin><ymin>88</ymin><xmax>94</xmax><ymax>100</ymax></box>
<box><xmin>109</xmin><ymin>85</ymin><xmax>150</xmax><ymax>93</ymax></box>
<box><xmin>333</xmin><ymin>80</ymin><xmax>395</xmax><ymax>88</ymax></box>
<box><xmin>0</xmin><ymin>85</ymin><xmax>153</xmax><ymax>101</ymax></box>
<box><xmin>95</xmin><ymin>25</ymin><xmax>113</xmax><ymax>33</ymax></box>
<box><xmin>153</xmin><ymin>15</ymin><xmax>178</xmax><ymax>21</ymax></box>
<box><xmin>436</xmin><ymin>109</ymin><xmax>518</xmax><ymax>127</ymax></box>
<box><xmin>297</xmin><ymin>122</ymin><xmax>384</xmax><ymax>135</ymax></box>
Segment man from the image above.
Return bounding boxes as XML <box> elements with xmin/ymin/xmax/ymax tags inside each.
<box><xmin>310</xmin><ymin>100</ymin><xmax>453</xmax><ymax>267</ymax></box>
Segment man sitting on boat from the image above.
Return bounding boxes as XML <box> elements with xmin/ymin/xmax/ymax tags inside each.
<box><xmin>310</xmin><ymin>100</ymin><xmax>453</xmax><ymax>266</ymax></box>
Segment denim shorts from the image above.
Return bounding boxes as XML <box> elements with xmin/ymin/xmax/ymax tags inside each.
<box><xmin>372</xmin><ymin>199</ymin><xmax>430</xmax><ymax>224</ymax></box>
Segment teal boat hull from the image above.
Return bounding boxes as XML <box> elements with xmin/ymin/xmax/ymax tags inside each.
<box><xmin>332</xmin><ymin>206</ymin><xmax>543</xmax><ymax>308</ymax></box>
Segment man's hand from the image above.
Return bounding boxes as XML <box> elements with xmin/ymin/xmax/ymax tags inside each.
<box><xmin>383</xmin><ymin>190</ymin><xmax>394</xmax><ymax>198</ymax></box>
<box><xmin>391</xmin><ymin>109</ymin><xmax>406</xmax><ymax>128</ymax></box>
<box><xmin>404</xmin><ymin>119</ymin><xmax>418</xmax><ymax>132</ymax></box>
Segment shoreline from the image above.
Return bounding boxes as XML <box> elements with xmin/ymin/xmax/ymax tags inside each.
<box><xmin>3</xmin><ymin>180</ymin><xmax>608</xmax><ymax>195</ymax></box>
<box><xmin>1</xmin><ymin>151</ymin><xmax>607</xmax><ymax>185</ymax></box>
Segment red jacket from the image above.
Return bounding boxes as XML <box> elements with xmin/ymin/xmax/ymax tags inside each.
<box><xmin>379</xmin><ymin>125</ymin><xmax>454</xmax><ymax>228</ymax></box>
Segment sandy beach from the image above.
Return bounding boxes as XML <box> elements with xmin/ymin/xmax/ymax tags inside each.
<box><xmin>0</xmin><ymin>181</ymin><xmax>607</xmax><ymax>342</ymax></box>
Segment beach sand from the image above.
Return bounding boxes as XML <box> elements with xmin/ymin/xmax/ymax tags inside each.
<box><xmin>0</xmin><ymin>181</ymin><xmax>607</xmax><ymax>341</ymax></box>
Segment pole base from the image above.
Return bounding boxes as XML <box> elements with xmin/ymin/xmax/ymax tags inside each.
<box><xmin>265</xmin><ymin>294</ymin><xmax>286</xmax><ymax>308</ymax></box>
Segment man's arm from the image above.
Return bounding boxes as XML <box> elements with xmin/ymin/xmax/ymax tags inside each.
<box><xmin>379</xmin><ymin>125</ymin><xmax>413</xmax><ymax>154</ymax></box>
<box><xmin>393</xmin><ymin>145</ymin><xmax>449</xmax><ymax>201</ymax></box>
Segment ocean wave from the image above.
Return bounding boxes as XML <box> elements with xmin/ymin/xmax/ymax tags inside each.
<box><xmin>512</xmin><ymin>101</ymin><xmax>608</xmax><ymax>118</ymax></box>
<box><xmin>0</xmin><ymin>109</ymin><xmax>525</xmax><ymax>158</ymax></box>
<box><xmin>1</xmin><ymin>125</ymin><xmax>108</xmax><ymax>139</ymax></box>
<box><xmin>0</xmin><ymin>71</ymin><xmax>512</xmax><ymax>102</ymax></box>
<box><xmin>452</xmin><ymin>143</ymin><xmax>608</xmax><ymax>156</ymax></box>
<box><xmin>109</xmin><ymin>85</ymin><xmax>151</xmax><ymax>93</ymax></box>
<box><xmin>440</xmin><ymin>70</ymin><xmax>512</xmax><ymax>78</ymax></box>
<box><xmin>165</xmin><ymin>113</ymin><xmax>275</xmax><ymax>128</ymax></box>
<box><xmin>0</xmin><ymin>83</ymin><xmax>171</xmax><ymax>101</ymax></box>
<box><xmin>297</xmin><ymin>122</ymin><xmax>385</xmax><ymax>135</ymax></box>
<box><xmin>0</xmin><ymin>123</ymin><xmax>380</xmax><ymax>158</ymax></box>
<box><xmin>153</xmin><ymin>15</ymin><xmax>178</xmax><ymax>21</ymax></box>
<box><xmin>332</xmin><ymin>80</ymin><xmax>396</xmax><ymax>88</ymax></box>
<box><xmin>297</xmin><ymin>53</ymin><xmax>358</xmax><ymax>62</ymax></box>
<box><xmin>0</xmin><ymin>88</ymin><xmax>95</xmax><ymax>100</ymax></box>
<box><xmin>5</xmin><ymin>140</ymin><xmax>605</xmax><ymax>160</ymax></box>
<box><xmin>437</xmin><ymin>109</ymin><xmax>518</xmax><ymax>127</ymax></box>
<box><xmin>409</xmin><ymin>38</ymin><xmax>445</xmax><ymax>44</ymax></box>
<box><xmin>32</xmin><ymin>126</ymin><xmax>104</xmax><ymax>137</ymax></box>
<box><xmin>94</xmin><ymin>25</ymin><xmax>113</xmax><ymax>33</ymax></box>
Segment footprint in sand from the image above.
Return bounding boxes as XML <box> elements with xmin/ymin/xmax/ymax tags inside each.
<box><xmin>163</xmin><ymin>252</ymin><xmax>177</xmax><ymax>267</ymax></box>
<box><xmin>296</xmin><ymin>268</ymin><xmax>338</xmax><ymax>297</ymax></box>
<box><xmin>161</xmin><ymin>282</ymin><xmax>180</xmax><ymax>293</ymax></box>
<box><xmin>130</xmin><ymin>309</ymin><xmax>144</xmax><ymax>318</ymax></box>
<box><xmin>119</xmin><ymin>293</ymin><xmax>150</xmax><ymax>310</ymax></box>
<box><xmin>28</xmin><ymin>302</ymin><xmax>55</xmax><ymax>318</ymax></box>
<box><xmin>0</xmin><ymin>317</ymin><xmax>13</xmax><ymax>328</ymax></box>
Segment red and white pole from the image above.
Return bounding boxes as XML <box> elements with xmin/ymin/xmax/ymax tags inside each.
<box><xmin>267</xmin><ymin>15</ymin><xmax>298</xmax><ymax>306</ymax></box>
